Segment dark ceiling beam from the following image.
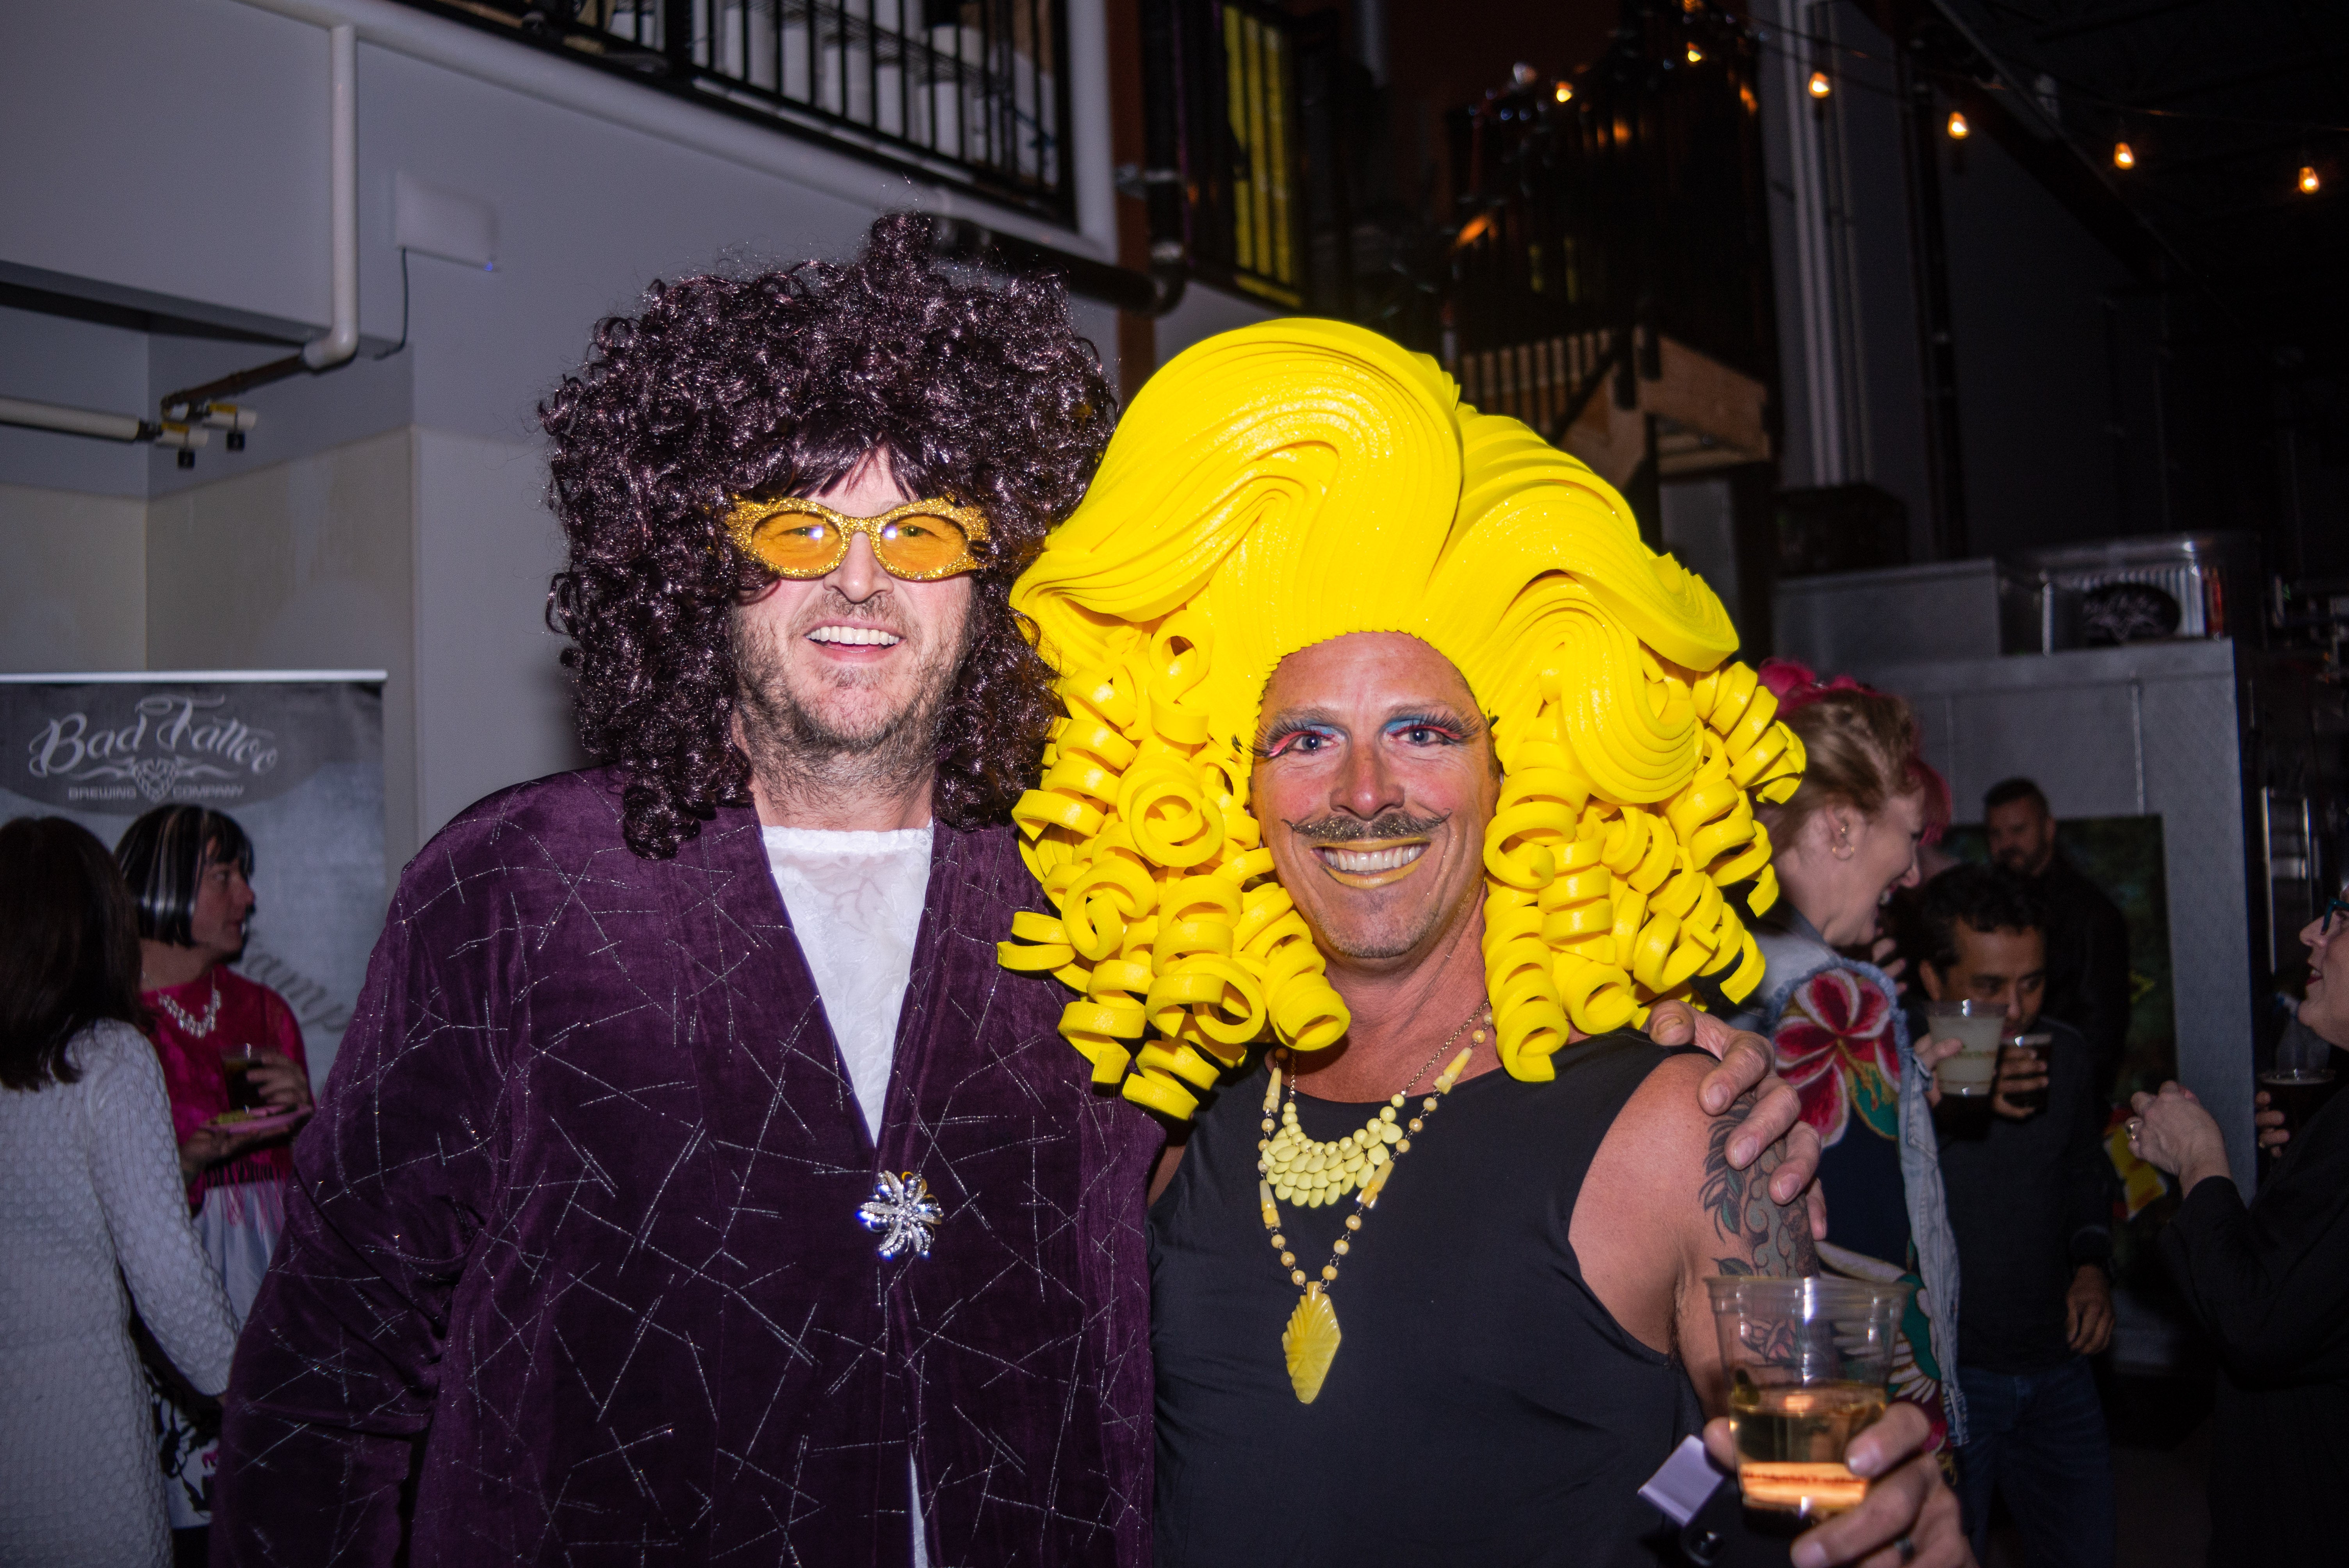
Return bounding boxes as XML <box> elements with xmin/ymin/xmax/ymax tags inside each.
<box><xmin>2115</xmin><ymin>128</ymin><xmax>2322</xmax><ymax>175</ymax></box>
<box><xmin>2171</xmin><ymin>190</ymin><xmax>2349</xmax><ymax>226</ymax></box>
<box><xmin>2184</xmin><ymin>250</ymin><xmax>2349</xmax><ymax>284</ymax></box>
<box><xmin>1858</xmin><ymin>0</ymin><xmax>2164</xmax><ymax>279</ymax></box>
<box><xmin>2139</xmin><ymin>48</ymin><xmax>2349</xmax><ymax>105</ymax></box>
<box><xmin>2031</xmin><ymin>0</ymin><xmax>2218</xmax><ymax>45</ymax></box>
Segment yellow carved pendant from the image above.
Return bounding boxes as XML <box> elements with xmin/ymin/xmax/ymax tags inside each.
<box><xmin>1282</xmin><ymin>1288</ymin><xmax>1342</xmax><ymax>1404</ymax></box>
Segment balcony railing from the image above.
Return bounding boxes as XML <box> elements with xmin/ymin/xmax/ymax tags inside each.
<box><xmin>1446</xmin><ymin>14</ymin><xmax>1777</xmax><ymax>385</ymax></box>
<box><xmin>407</xmin><ymin>0</ymin><xmax>1075</xmax><ymax>222</ymax></box>
<box><xmin>1148</xmin><ymin>0</ymin><xmax>1360</xmax><ymax>312</ymax></box>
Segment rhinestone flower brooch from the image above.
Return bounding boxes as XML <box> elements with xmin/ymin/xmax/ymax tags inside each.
<box><xmin>857</xmin><ymin>1171</ymin><xmax>945</xmax><ymax>1260</ymax></box>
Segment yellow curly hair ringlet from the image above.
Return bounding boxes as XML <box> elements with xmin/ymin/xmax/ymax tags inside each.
<box><xmin>994</xmin><ymin>319</ymin><xmax>1806</xmax><ymax>1121</ymax></box>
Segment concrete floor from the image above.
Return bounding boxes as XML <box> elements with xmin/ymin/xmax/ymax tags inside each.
<box><xmin>1980</xmin><ymin>1385</ymin><xmax>2211</xmax><ymax>1568</ymax></box>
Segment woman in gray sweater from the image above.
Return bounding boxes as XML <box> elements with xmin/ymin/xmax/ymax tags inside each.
<box><xmin>0</xmin><ymin>817</ymin><xmax>237</xmax><ymax>1568</ymax></box>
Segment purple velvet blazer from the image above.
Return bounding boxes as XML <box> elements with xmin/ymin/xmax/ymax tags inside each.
<box><xmin>214</xmin><ymin>770</ymin><xmax>1160</xmax><ymax>1566</ymax></box>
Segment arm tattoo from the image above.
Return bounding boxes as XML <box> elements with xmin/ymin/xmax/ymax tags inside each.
<box><xmin>1700</xmin><ymin>1091</ymin><xmax>1820</xmax><ymax>1278</ymax></box>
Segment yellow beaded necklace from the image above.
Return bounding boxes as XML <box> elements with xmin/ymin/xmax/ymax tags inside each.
<box><xmin>1255</xmin><ymin>998</ymin><xmax>1491</xmax><ymax>1403</ymax></box>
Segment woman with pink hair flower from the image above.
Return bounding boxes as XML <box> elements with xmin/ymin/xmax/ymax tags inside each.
<box><xmin>1728</xmin><ymin>665</ymin><xmax>1968</xmax><ymax>1452</ymax></box>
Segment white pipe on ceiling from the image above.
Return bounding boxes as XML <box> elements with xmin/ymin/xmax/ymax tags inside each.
<box><xmin>0</xmin><ymin>396</ymin><xmax>205</xmax><ymax>448</ymax></box>
<box><xmin>299</xmin><ymin>23</ymin><xmax>360</xmax><ymax>371</ymax></box>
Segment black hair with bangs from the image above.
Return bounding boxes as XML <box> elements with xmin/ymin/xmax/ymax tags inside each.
<box><xmin>115</xmin><ymin>805</ymin><xmax>254</xmax><ymax>948</ymax></box>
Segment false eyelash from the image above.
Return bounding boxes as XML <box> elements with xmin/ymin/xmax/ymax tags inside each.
<box><xmin>1256</xmin><ymin>720</ymin><xmax>1341</xmax><ymax>759</ymax></box>
<box><xmin>1384</xmin><ymin>711</ymin><xmax>1475</xmax><ymax>742</ymax></box>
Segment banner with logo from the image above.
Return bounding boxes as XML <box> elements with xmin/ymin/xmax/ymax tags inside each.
<box><xmin>0</xmin><ymin>673</ymin><xmax>386</xmax><ymax>1085</ymax></box>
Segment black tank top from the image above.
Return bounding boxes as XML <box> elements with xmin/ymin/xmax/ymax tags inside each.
<box><xmin>1151</xmin><ymin>1030</ymin><xmax>1778</xmax><ymax>1567</ymax></box>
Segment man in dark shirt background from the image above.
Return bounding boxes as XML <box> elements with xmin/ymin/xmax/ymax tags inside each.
<box><xmin>1916</xmin><ymin>864</ymin><xmax>2118</xmax><ymax>1568</ymax></box>
<box><xmin>1985</xmin><ymin>777</ymin><xmax>2133</xmax><ymax>1099</ymax></box>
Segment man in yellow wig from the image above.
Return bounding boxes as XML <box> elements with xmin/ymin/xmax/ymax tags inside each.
<box><xmin>999</xmin><ymin>321</ymin><xmax>1966</xmax><ymax>1566</ymax></box>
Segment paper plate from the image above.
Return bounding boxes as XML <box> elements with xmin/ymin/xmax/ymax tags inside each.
<box><xmin>207</xmin><ymin>1105</ymin><xmax>306</xmax><ymax>1137</ymax></box>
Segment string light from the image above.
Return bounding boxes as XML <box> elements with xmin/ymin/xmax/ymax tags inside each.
<box><xmin>1495</xmin><ymin>17</ymin><xmax>2349</xmax><ymax>195</ymax></box>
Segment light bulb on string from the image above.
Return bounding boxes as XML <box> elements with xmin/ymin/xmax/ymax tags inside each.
<box><xmin>1555</xmin><ymin>82</ymin><xmax>1573</xmax><ymax>103</ymax></box>
<box><xmin>1947</xmin><ymin>110</ymin><xmax>1970</xmax><ymax>139</ymax></box>
<box><xmin>1808</xmin><ymin>70</ymin><xmax>1832</xmax><ymax>98</ymax></box>
<box><xmin>2302</xmin><ymin>164</ymin><xmax>2321</xmax><ymax>194</ymax></box>
<box><xmin>2113</xmin><ymin>141</ymin><xmax>2135</xmax><ymax>169</ymax></box>
<box><xmin>1686</xmin><ymin>42</ymin><xmax>1704</xmax><ymax>64</ymax></box>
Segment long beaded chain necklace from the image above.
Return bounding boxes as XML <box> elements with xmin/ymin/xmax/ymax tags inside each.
<box><xmin>153</xmin><ymin>976</ymin><xmax>222</xmax><ymax>1038</ymax></box>
<box><xmin>1255</xmin><ymin>996</ymin><xmax>1491</xmax><ymax>1404</ymax></box>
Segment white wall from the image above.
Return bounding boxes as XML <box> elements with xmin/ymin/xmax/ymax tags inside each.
<box><xmin>0</xmin><ymin>0</ymin><xmax>1121</xmax><ymax>365</ymax></box>
<box><xmin>0</xmin><ymin>306</ymin><xmax>151</xmax><ymax>498</ymax></box>
<box><xmin>0</xmin><ymin>484</ymin><xmax>147</xmax><ymax>671</ymax></box>
<box><xmin>1659</xmin><ymin>477</ymin><xmax>1740</xmax><ymax>635</ymax></box>
<box><xmin>413</xmin><ymin>427</ymin><xmax>586</xmax><ymax>840</ymax></box>
<box><xmin>1149</xmin><ymin>281</ymin><xmax>1284</xmax><ymax>375</ymax></box>
<box><xmin>0</xmin><ymin>2</ymin><xmax>342</xmax><ymax>338</ymax></box>
<box><xmin>145</xmin><ymin>429</ymin><xmax>421</xmax><ymax>866</ymax></box>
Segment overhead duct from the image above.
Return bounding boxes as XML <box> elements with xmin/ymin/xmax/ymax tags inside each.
<box><xmin>156</xmin><ymin>23</ymin><xmax>362</xmax><ymax>450</ymax></box>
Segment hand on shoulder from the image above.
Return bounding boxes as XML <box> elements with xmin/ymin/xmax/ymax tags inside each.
<box><xmin>1574</xmin><ymin>1054</ymin><xmax>1819</xmax><ymax>1379</ymax></box>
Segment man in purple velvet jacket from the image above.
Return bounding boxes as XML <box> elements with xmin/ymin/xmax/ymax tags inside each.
<box><xmin>212</xmin><ymin>217</ymin><xmax>1813</xmax><ymax>1568</ymax></box>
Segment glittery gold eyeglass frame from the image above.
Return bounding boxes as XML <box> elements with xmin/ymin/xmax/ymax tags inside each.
<box><xmin>723</xmin><ymin>495</ymin><xmax>993</xmax><ymax>582</ymax></box>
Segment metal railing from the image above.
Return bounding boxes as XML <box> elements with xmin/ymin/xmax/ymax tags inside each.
<box><xmin>406</xmin><ymin>0</ymin><xmax>1075</xmax><ymax>221</ymax></box>
<box><xmin>1453</xmin><ymin>329</ymin><xmax>1622</xmax><ymax>444</ymax></box>
<box><xmin>1148</xmin><ymin>0</ymin><xmax>1353</xmax><ymax>310</ymax></box>
<box><xmin>1446</xmin><ymin>11</ymin><xmax>1777</xmax><ymax>396</ymax></box>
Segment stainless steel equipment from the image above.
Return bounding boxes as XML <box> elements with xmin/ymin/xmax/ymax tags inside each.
<box><xmin>1772</xmin><ymin>559</ymin><xmax>2001</xmax><ymax>673</ymax></box>
<box><xmin>1999</xmin><ymin>533</ymin><xmax>2262</xmax><ymax>654</ymax></box>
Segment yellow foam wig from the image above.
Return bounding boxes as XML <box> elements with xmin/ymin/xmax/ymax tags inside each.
<box><xmin>995</xmin><ymin>319</ymin><xmax>1804</xmax><ymax>1120</ymax></box>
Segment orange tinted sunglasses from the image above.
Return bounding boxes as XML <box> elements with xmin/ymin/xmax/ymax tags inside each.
<box><xmin>724</xmin><ymin>495</ymin><xmax>992</xmax><ymax>581</ymax></box>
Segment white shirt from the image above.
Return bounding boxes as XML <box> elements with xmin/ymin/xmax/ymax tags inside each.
<box><xmin>759</xmin><ymin>823</ymin><xmax>935</xmax><ymax>1566</ymax></box>
<box><xmin>761</xmin><ymin>824</ymin><xmax>934</xmax><ymax>1139</ymax></box>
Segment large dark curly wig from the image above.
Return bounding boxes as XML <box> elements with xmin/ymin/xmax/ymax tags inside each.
<box><xmin>542</xmin><ymin>213</ymin><xmax>1116</xmax><ymax>858</ymax></box>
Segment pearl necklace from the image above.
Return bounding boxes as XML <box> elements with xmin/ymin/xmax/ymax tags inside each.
<box><xmin>153</xmin><ymin>977</ymin><xmax>222</xmax><ymax>1038</ymax></box>
<box><xmin>1255</xmin><ymin>997</ymin><xmax>1490</xmax><ymax>1403</ymax></box>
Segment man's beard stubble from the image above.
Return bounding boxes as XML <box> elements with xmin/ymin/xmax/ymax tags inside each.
<box><xmin>730</xmin><ymin>595</ymin><xmax>970</xmax><ymax>806</ymax></box>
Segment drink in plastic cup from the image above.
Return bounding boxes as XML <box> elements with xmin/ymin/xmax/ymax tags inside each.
<box><xmin>1708</xmin><ymin>1275</ymin><xmax>1911</xmax><ymax>1519</ymax></box>
<box><xmin>2258</xmin><ymin>1068</ymin><xmax>2341</xmax><ymax>1139</ymax></box>
<box><xmin>2001</xmin><ymin>1030</ymin><xmax>2053</xmax><ymax>1114</ymax></box>
<box><xmin>2261</xmin><ymin>1026</ymin><xmax>2342</xmax><ymax>1155</ymax></box>
<box><xmin>221</xmin><ymin>1043</ymin><xmax>266</xmax><ymax>1111</ymax></box>
<box><xmin>1925</xmin><ymin>999</ymin><xmax>2003</xmax><ymax>1099</ymax></box>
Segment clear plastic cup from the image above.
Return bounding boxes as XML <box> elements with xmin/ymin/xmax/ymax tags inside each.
<box><xmin>2001</xmin><ymin>1028</ymin><xmax>2053</xmax><ymax>1113</ymax></box>
<box><xmin>1925</xmin><ymin>998</ymin><xmax>2003</xmax><ymax>1099</ymax></box>
<box><xmin>1707</xmin><ymin>1275</ymin><xmax>1912</xmax><ymax>1519</ymax></box>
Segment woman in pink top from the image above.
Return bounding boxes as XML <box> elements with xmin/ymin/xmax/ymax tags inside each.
<box><xmin>115</xmin><ymin>806</ymin><xmax>312</xmax><ymax>1547</ymax></box>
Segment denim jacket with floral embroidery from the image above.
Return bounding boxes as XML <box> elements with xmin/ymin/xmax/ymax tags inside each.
<box><xmin>1727</xmin><ymin>909</ymin><xmax>1968</xmax><ymax>1446</ymax></box>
